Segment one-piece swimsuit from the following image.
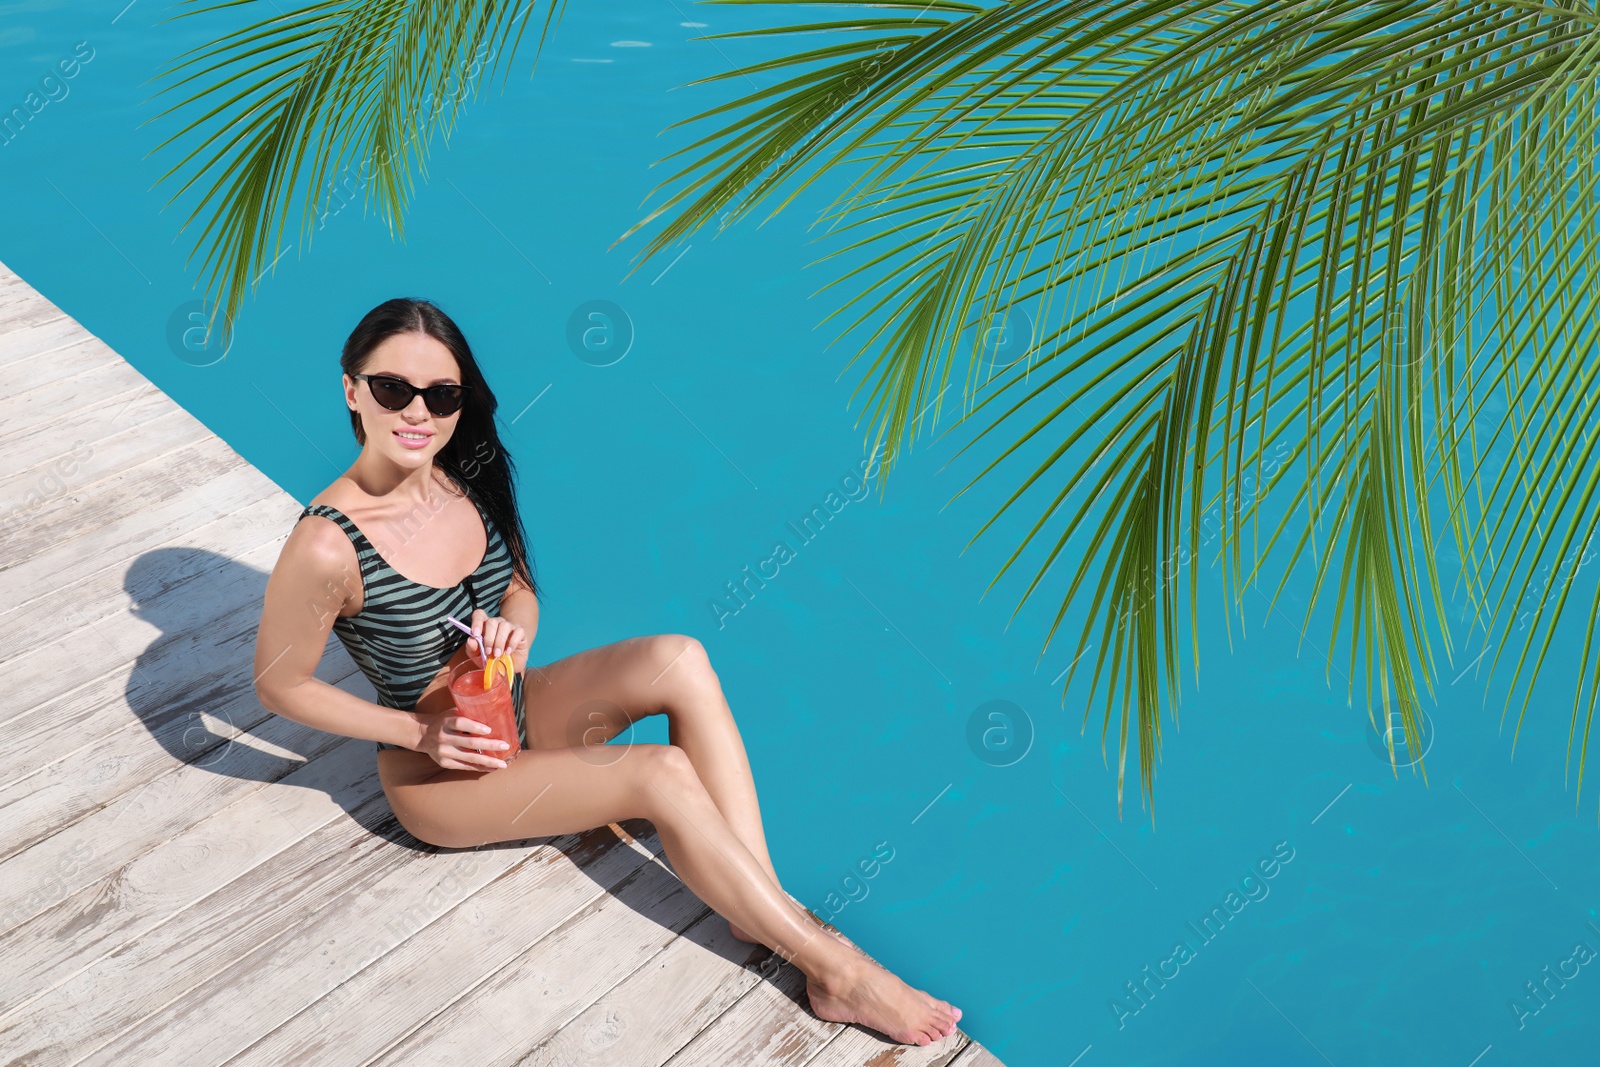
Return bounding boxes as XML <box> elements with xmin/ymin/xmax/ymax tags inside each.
<box><xmin>296</xmin><ymin>489</ymin><xmax>529</xmax><ymax>752</ymax></box>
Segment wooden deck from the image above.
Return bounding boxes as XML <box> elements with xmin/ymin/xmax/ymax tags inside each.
<box><xmin>0</xmin><ymin>259</ymin><xmax>1006</xmax><ymax>1066</ymax></box>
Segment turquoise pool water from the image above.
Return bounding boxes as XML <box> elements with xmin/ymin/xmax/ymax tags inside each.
<box><xmin>6</xmin><ymin>3</ymin><xmax>1600</xmax><ymax>1064</ymax></box>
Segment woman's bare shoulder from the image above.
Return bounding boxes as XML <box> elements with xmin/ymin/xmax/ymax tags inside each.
<box><xmin>306</xmin><ymin>475</ymin><xmax>357</xmax><ymax>512</ymax></box>
<box><xmin>284</xmin><ymin>486</ymin><xmax>361</xmax><ymax>584</ymax></box>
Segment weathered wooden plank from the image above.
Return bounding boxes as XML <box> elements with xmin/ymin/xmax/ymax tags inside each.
<box><xmin>943</xmin><ymin>1041</ymin><xmax>1009</xmax><ymax>1067</ymax></box>
<box><xmin>2</xmin><ymin>374</ymin><xmax>174</xmax><ymax>475</ymax></box>
<box><xmin>0</xmin><ymin>745</ymin><xmax>398</xmax><ymax>1066</ymax></box>
<box><xmin>0</xmin><ymin>333</ymin><xmax>124</xmax><ymax>395</ymax></box>
<box><xmin>0</xmin><ymin>429</ymin><xmax>245</xmax><ymax>571</ymax></box>
<box><xmin>0</xmin><ymin>367</ymin><xmax>161</xmax><ymax>450</ymax></box>
<box><xmin>801</xmin><ymin>1018</ymin><xmax>970</xmax><ymax>1065</ymax></box>
<box><xmin>0</xmin><ymin>267</ymin><xmax>36</xmax><ymax>308</ymax></box>
<box><xmin>0</xmin><ymin>647</ymin><xmax>361</xmax><ymax>862</ymax></box>
<box><xmin>371</xmin><ymin>858</ymin><xmax>718</xmax><ymax>1066</ymax></box>
<box><xmin>0</xmin><ymin>313</ymin><xmax>69</xmax><ymax>355</ymax></box>
<box><xmin>0</xmin><ymin>590</ymin><xmax>282</xmax><ymax>779</ymax></box>
<box><xmin>514</xmin><ymin>906</ymin><xmax>769</xmax><ymax>1067</ymax></box>
<box><xmin>0</xmin><ymin>405</ymin><xmax>208</xmax><ymax>514</ymax></box>
<box><xmin>0</xmin><ymin>705</ymin><xmax>372</xmax><ymax>937</ymax></box>
<box><xmin>0</xmin><ymin>490</ymin><xmax>293</xmax><ymax>661</ymax></box>
<box><xmin>0</xmin><ymin>448</ymin><xmax>262</xmax><ymax>604</ymax></box>
<box><xmin>0</xmin><ymin>311</ymin><xmax>79</xmax><ymax>365</ymax></box>
<box><xmin>0</xmin><ymin>267</ymin><xmax>54</xmax><ymax>316</ymax></box>
<box><xmin>0</xmin><ymin>294</ymin><xmax>54</xmax><ymax>330</ymax></box>
<box><xmin>73</xmin><ymin>825</ymin><xmax>656</xmax><ymax>1067</ymax></box>
<box><xmin>0</xmin><ymin>731</ymin><xmax>376</xmax><ymax>1020</ymax></box>
<box><xmin>660</xmin><ymin>957</ymin><xmax>835</xmax><ymax>1067</ymax></box>
<box><xmin>225</xmin><ymin>826</ymin><xmax>673</xmax><ymax>1067</ymax></box>
<box><xmin>0</xmin><ymin>549</ymin><xmax>284</xmax><ymax>765</ymax></box>
<box><xmin>0</xmin><ymin>499</ymin><xmax>305</xmax><ymax>714</ymax></box>
<box><xmin>0</xmin><ymin>516</ymin><xmax>335</xmax><ymax>853</ymax></box>
<box><xmin>0</xmin><ymin>278</ymin><xmax>69</xmax><ymax>319</ymax></box>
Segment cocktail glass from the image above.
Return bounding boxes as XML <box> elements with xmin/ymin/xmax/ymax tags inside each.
<box><xmin>448</xmin><ymin>661</ymin><xmax>521</xmax><ymax>765</ymax></box>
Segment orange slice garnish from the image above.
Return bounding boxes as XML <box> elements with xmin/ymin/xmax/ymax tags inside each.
<box><xmin>482</xmin><ymin>652</ymin><xmax>514</xmax><ymax>691</ymax></box>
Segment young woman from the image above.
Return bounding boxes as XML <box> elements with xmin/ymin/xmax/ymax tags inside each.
<box><xmin>253</xmin><ymin>298</ymin><xmax>962</xmax><ymax>1046</ymax></box>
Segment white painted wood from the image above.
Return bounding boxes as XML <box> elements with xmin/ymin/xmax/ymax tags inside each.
<box><xmin>0</xmin><ymin>715</ymin><xmax>371</xmax><ymax>939</ymax></box>
<box><xmin>0</xmin><ymin>332</ymin><xmax>126</xmax><ymax>395</ymax></box>
<box><xmin>0</xmin><ymin>747</ymin><xmax>392</xmax><ymax>1064</ymax></box>
<box><xmin>0</xmin><ymin>593</ymin><xmax>282</xmax><ymax>775</ymax></box>
<box><xmin>73</xmin><ymin>824</ymin><xmax>640</xmax><ymax>1066</ymax></box>
<box><xmin>661</xmin><ymin>958</ymin><xmax>836</xmax><ymax>1067</ymax></box>
<box><xmin>226</xmin><ymin>826</ymin><xmax>670</xmax><ymax>1067</ymax></box>
<box><xmin>0</xmin><ymin>491</ymin><xmax>296</xmax><ymax>661</ymax></box>
<box><xmin>374</xmin><ymin>860</ymin><xmax>715</xmax><ymax>1066</ymax></box>
<box><xmin>803</xmin><ymin>1016</ymin><xmax>971</xmax><ymax>1065</ymax></box>
<box><xmin>0</xmin><ymin>732</ymin><xmax>377</xmax><ymax>1021</ymax></box>
<box><xmin>515</xmin><ymin>906</ymin><xmax>770</xmax><ymax>1067</ymax></box>
<box><xmin>0</xmin><ymin>279</ymin><xmax>74</xmax><ymax>325</ymax></box>
<box><xmin>0</xmin><ymin>651</ymin><xmax>361</xmax><ymax>861</ymax></box>
<box><xmin>945</xmin><ymin>1041</ymin><xmax>1010</xmax><ymax>1067</ymax></box>
<box><xmin>0</xmin><ymin>453</ymin><xmax>262</xmax><ymax>606</ymax></box>
<box><xmin>0</xmin><ymin>370</ymin><xmax>161</xmax><ymax>448</ymax></box>
<box><xmin>0</xmin><ymin>404</ymin><xmax>208</xmax><ymax>505</ymax></box>
<box><xmin>0</xmin><ymin>292</ymin><xmax>66</xmax><ymax>337</ymax></box>
<box><xmin>0</xmin><ymin>312</ymin><xmax>80</xmax><ymax>366</ymax></box>
<box><xmin>5</xmin><ymin>378</ymin><xmax>177</xmax><ymax>474</ymax></box>
<box><xmin>0</xmin><ymin>269</ymin><xmax>39</xmax><ymax>311</ymax></box>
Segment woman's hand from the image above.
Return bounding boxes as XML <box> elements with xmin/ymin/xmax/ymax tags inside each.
<box><xmin>412</xmin><ymin>706</ymin><xmax>510</xmax><ymax>772</ymax></box>
<box><xmin>464</xmin><ymin>608</ymin><xmax>527</xmax><ymax>669</ymax></box>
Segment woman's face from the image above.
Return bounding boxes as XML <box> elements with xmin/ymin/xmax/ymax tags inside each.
<box><xmin>344</xmin><ymin>330</ymin><xmax>464</xmax><ymax>467</ymax></box>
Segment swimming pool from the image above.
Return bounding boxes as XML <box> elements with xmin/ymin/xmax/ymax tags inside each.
<box><xmin>4</xmin><ymin>2</ymin><xmax>1598</xmax><ymax>1064</ymax></box>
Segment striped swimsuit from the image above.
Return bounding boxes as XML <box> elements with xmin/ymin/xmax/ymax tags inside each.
<box><xmin>297</xmin><ymin>492</ymin><xmax>529</xmax><ymax>752</ymax></box>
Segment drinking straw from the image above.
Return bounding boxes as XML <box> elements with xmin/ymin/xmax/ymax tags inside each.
<box><xmin>443</xmin><ymin>614</ymin><xmax>484</xmax><ymax>664</ymax></box>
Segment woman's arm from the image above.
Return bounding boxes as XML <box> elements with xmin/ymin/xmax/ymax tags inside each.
<box><xmin>467</xmin><ymin>572</ymin><xmax>540</xmax><ymax>674</ymax></box>
<box><xmin>254</xmin><ymin>518</ymin><xmax>426</xmax><ymax>750</ymax></box>
<box><xmin>497</xmin><ymin>574</ymin><xmax>539</xmax><ymax>674</ymax></box>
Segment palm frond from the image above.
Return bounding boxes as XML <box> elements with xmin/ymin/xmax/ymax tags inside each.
<box><xmin>146</xmin><ymin>0</ymin><xmax>567</xmax><ymax>337</ymax></box>
<box><xmin>623</xmin><ymin>0</ymin><xmax>1600</xmax><ymax>818</ymax></box>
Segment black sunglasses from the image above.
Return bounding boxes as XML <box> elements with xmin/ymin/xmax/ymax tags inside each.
<box><xmin>354</xmin><ymin>373</ymin><xmax>473</xmax><ymax>417</ymax></box>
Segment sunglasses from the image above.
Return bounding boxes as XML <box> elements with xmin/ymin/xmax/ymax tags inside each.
<box><xmin>354</xmin><ymin>373</ymin><xmax>473</xmax><ymax>417</ymax></box>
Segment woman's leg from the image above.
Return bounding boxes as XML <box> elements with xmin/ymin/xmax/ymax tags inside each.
<box><xmin>376</xmin><ymin>744</ymin><xmax>961</xmax><ymax>1044</ymax></box>
<box><xmin>519</xmin><ymin>636</ymin><xmax>791</xmax><ymax>934</ymax></box>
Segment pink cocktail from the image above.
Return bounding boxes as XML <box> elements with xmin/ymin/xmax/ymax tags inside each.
<box><xmin>448</xmin><ymin>662</ymin><xmax>521</xmax><ymax>765</ymax></box>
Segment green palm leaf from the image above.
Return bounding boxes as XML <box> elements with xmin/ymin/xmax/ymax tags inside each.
<box><xmin>146</xmin><ymin>0</ymin><xmax>568</xmax><ymax>337</ymax></box>
<box><xmin>617</xmin><ymin>0</ymin><xmax>1600</xmax><ymax>818</ymax></box>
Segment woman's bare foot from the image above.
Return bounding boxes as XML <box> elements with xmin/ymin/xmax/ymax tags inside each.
<box><xmin>805</xmin><ymin>957</ymin><xmax>962</xmax><ymax>1046</ymax></box>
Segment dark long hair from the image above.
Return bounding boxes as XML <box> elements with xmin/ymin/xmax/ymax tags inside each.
<box><xmin>339</xmin><ymin>298</ymin><xmax>542</xmax><ymax>604</ymax></box>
